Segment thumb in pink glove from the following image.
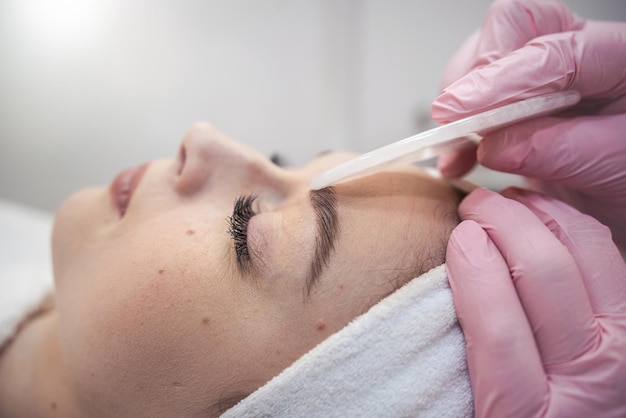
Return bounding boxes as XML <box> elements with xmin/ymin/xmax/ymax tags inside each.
<box><xmin>446</xmin><ymin>187</ymin><xmax>626</xmax><ymax>417</ymax></box>
<box><xmin>431</xmin><ymin>0</ymin><xmax>626</xmax><ymax>247</ymax></box>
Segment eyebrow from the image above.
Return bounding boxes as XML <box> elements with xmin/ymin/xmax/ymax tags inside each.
<box><xmin>306</xmin><ymin>186</ymin><xmax>340</xmax><ymax>298</ymax></box>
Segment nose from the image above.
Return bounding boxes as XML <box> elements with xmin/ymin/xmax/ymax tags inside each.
<box><xmin>175</xmin><ymin>123</ymin><xmax>292</xmax><ymax>196</ymax></box>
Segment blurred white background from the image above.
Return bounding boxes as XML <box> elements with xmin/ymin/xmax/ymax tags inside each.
<box><xmin>1</xmin><ymin>0</ymin><xmax>625</xmax><ymax>211</ymax></box>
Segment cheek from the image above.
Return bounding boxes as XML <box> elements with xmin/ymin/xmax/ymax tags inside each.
<box><xmin>53</xmin><ymin>211</ymin><xmax>301</xmax><ymax>412</ymax></box>
<box><xmin>56</xmin><ymin>243</ymin><xmax>185</xmax><ymax>380</ymax></box>
<box><xmin>54</xmin><ymin>217</ymin><xmax>237</xmax><ymax>405</ymax></box>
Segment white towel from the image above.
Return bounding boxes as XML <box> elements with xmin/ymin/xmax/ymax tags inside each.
<box><xmin>223</xmin><ymin>264</ymin><xmax>473</xmax><ymax>417</ymax></box>
<box><xmin>0</xmin><ymin>200</ymin><xmax>54</xmax><ymax>347</ymax></box>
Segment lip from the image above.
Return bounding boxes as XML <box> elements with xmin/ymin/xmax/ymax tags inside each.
<box><xmin>110</xmin><ymin>162</ymin><xmax>150</xmax><ymax>217</ymax></box>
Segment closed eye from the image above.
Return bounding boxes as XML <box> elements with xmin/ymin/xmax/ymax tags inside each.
<box><xmin>227</xmin><ymin>195</ymin><xmax>257</xmax><ymax>272</ymax></box>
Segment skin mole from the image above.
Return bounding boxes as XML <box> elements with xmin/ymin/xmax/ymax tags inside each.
<box><xmin>158</xmin><ymin>269</ymin><xmax>165</xmax><ymax>274</ymax></box>
<box><xmin>315</xmin><ymin>320</ymin><xmax>326</xmax><ymax>331</ymax></box>
<box><xmin>186</xmin><ymin>229</ymin><xmax>195</xmax><ymax>235</ymax></box>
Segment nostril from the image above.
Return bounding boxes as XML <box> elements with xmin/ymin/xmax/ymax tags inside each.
<box><xmin>177</xmin><ymin>145</ymin><xmax>187</xmax><ymax>176</ymax></box>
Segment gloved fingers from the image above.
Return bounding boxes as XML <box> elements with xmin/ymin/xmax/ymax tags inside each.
<box><xmin>459</xmin><ymin>188</ymin><xmax>597</xmax><ymax>365</ymax></box>
<box><xmin>432</xmin><ymin>21</ymin><xmax>626</xmax><ymax>123</ymax></box>
<box><xmin>446</xmin><ymin>220</ymin><xmax>546</xmax><ymax>416</ymax></box>
<box><xmin>502</xmin><ymin>187</ymin><xmax>626</xmax><ymax>316</ymax></box>
<box><xmin>436</xmin><ymin>141</ymin><xmax>477</xmax><ymax>178</ymax></box>
<box><xmin>436</xmin><ymin>0</ymin><xmax>583</xmax><ymax>93</ymax></box>
<box><xmin>477</xmin><ymin>113</ymin><xmax>626</xmax><ymax>207</ymax></box>
<box><xmin>471</xmin><ymin>0</ymin><xmax>583</xmax><ymax>69</ymax></box>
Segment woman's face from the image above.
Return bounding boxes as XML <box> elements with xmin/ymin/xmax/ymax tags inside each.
<box><xmin>52</xmin><ymin>123</ymin><xmax>461</xmax><ymax>416</ymax></box>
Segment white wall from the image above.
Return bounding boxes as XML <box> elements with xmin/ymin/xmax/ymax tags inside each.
<box><xmin>1</xmin><ymin>0</ymin><xmax>625</xmax><ymax>211</ymax></box>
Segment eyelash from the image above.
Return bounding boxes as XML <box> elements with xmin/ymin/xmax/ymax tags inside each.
<box><xmin>227</xmin><ymin>194</ymin><xmax>257</xmax><ymax>270</ymax></box>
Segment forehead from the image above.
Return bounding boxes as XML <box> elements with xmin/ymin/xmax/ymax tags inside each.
<box><xmin>314</xmin><ymin>168</ymin><xmax>460</xmax><ymax>310</ymax></box>
<box><xmin>333</xmin><ymin>167</ymin><xmax>461</xmax><ymax>253</ymax></box>
<box><xmin>345</xmin><ymin>168</ymin><xmax>460</xmax><ymax>245</ymax></box>
<box><xmin>334</xmin><ymin>168</ymin><xmax>458</xmax><ymax>203</ymax></box>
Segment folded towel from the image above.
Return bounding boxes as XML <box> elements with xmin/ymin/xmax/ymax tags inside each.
<box><xmin>0</xmin><ymin>200</ymin><xmax>54</xmax><ymax>347</ymax></box>
<box><xmin>223</xmin><ymin>264</ymin><xmax>473</xmax><ymax>417</ymax></box>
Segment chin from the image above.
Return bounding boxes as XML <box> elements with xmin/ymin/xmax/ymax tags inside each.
<box><xmin>51</xmin><ymin>186</ymin><xmax>108</xmax><ymax>282</ymax></box>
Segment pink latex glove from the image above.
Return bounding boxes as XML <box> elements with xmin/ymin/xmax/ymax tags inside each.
<box><xmin>431</xmin><ymin>0</ymin><xmax>626</xmax><ymax>248</ymax></box>
<box><xmin>446</xmin><ymin>187</ymin><xmax>626</xmax><ymax>418</ymax></box>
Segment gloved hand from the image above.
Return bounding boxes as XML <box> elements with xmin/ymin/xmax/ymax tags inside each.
<box><xmin>446</xmin><ymin>187</ymin><xmax>626</xmax><ymax>418</ymax></box>
<box><xmin>431</xmin><ymin>0</ymin><xmax>626</xmax><ymax>247</ymax></box>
